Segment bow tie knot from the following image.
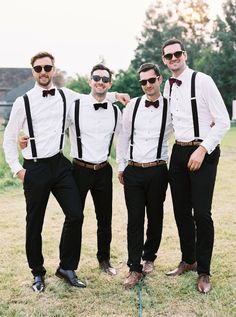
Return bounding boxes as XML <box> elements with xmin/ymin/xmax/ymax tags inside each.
<box><xmin>93</xmin><ymin>102</ymin><xmax>108</xmax><ymax>110</ymax></box>
<box><xmin>169</xmin><ymin>77</ymin><xmax>182</xmax><ymax>87</ymax></box>
<box><xmin>145</xmin><ymin>99</ymin><xmax>159</xmax><ymax>108</ymax></box>
<box><xmin>42</xmin><ymin>88</ymin><xmax>56</xmax><ymax>97</ymax></box>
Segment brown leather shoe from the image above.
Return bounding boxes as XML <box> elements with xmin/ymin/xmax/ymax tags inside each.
<box><xmin>99</xmin><ymin>260</ymin><xmax>117</xmax><ymax>275</ymax></box>
<box><xmin>166</xmin><ymin>261</ymin><xmax>197</xmax><ymax>276</ymax></box>
<box><xmin>197</xmin><ymin>274</ymin><xmax>211</xmax><ymax>294</ymax></box>
<box><xmin>142</xmin><ymin>261</ymin><xmax>154</xmax><ymax>274</ymax></box>
<box><xmin>123</xmin><ymin>271</ymin><xmax>142</xmax><ymax>289</ymax></box>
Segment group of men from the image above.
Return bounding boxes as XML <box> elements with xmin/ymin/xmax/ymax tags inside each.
<box><xmin>3</xmin><ymin>38</ymin><xmax>230</xmax><ymax>294</ymax></box>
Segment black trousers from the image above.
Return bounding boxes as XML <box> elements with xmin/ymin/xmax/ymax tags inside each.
<box><xmin>23</xmin><ymin>153</ymin><xmax>83</xmax><ymax>277</ymax></box>
<box><xmin>72</xmin><ymin>162</ymin><xmax>113</xmax><ymax>262</ymax></box>
<box><xmin>169</xmin><ymin>144</ymin><xmax>220</xmax><ymax>275</ymax></box>
<box><xmin>123</xmin><ymin>164</ymin><xmax>168</xmax><ymax>273</ymax></box>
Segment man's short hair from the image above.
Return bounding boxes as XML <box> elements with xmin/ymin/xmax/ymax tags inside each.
<box><xmin>31</xmin><ymin>52</ymin><xmax>55</xmax><ymax>67</ymax></box>
<box><xmin>138</xmin><ymin>63</ymin><xmax>160</xmax><ymax>77</ymax></box>
<box><xmin>161</xmin><ymin>39</ymin><xmax>185</xmax><ymax>55</ymax></box>
<box><xmin>90</xmin><ymin>64</ymin><xmax>113</xmax><ymax>80</ymax></box>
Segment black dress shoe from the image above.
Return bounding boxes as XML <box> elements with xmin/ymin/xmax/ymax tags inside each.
<box><xmin>55</xmin><ymin>267</ymin><xmax>86</xmax><ymax>288</ymax></box>
<box><xmin>32</xmin><ymin>275</ymin><xmax>45</xmax><ymax>292</ymax></box>
<box><xmin>99</xmin><ymin>260</ymin><xmax>117</xmax><ymax>275</ymax></box>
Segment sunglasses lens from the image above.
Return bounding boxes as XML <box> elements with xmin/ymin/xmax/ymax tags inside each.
<box><xmin>140</xmin><ymin>80</ymin><xmax>147</xmax><ymax>86</ymax></box>
<box><xmin>164</xmin><ymin>51</ymin><xmax>184</xmax><ymax>60</ymax></box>
<box><xmin>102</xmin><ymin>77</ymin><xmax>110</xmax><ymax>83</ymax></box>
<box><xmin>140</xmin><ymin>77</ymin><xmax>157</xmax><ymax>86</ymax></box>
<box><xmin>44</xmin><ymin>65</ymin><xmax>53</xmax><ymax>72</ymax></box>
<box><xmin>92</xmin><ymin>75</ymin><xmax>101</xmax><ymax>82</ymax></box>
<box><xmin>148</xmin><ymin>78</ymin><xmax>157</xmax><ymax>84</ymax></box>
<box><xmin>174</xmin><ymin>51</ymin><xmax>183</xmax><ymax>58</ymax></box>
<box><xmin>164</xmin><ymin>53</ymin><xmax>173</xmax><ymax>60</ymax></box>
<box><xmin>33</xmin><ymin>66</ymin><xmax>42</xmax><ymax>73</ymax></box>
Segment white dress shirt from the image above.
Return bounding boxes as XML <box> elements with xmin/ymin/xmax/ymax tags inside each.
<box><xmin>163</xmin><ymin>67</ymin><xmax>230</xmax><ymax>153</ymax></box>
<box><xmin>117</xmin><ymin>95</ymin><xmax>173</xmax><ymax>172</ymax></box>
<box><xmin>3</xmin><ymin>84</ymin><xmax>117</xmax><ymax>175</ymax></box>
<box><xmin>68</xmin><ymin>94</ymin><xmax>122</xmax><ymax>164</ymax></box>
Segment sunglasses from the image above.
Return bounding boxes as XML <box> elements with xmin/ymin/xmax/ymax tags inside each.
<box><xmin>139</xmin><ymin>77</ymin><xmax>159</xmax><ymax>86</ymax></box>
<box><xmin>163</xmin><ymin>50</ymin><xmax>185</xmax><ymax>60</ymax></box>
<box><xmin>33</xmin><ymin>65</ymin><xmax>53</xmax><ymax>73</ymax></box>
<box><xmin>92</xmin><ymin>75</ymin><xmax>111</xmax><ymax>83</ymax></box>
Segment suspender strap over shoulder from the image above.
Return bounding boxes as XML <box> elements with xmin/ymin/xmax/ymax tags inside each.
<box><xmin>57</xmin><ymin>88</ymin><xmax>67</xmax><ymax>151</ymax></box>
<box><xmin>23</xmin><ymin>94</ymin><xmax>37</xmax><ymax>161</ymax></box>
<box><xmin>74</xmin><ymin>99</ymin><xmax>82</xmax><ymax>159</ymax></box>
<box><xmin>108</xmin><ymin>104</ymin><xmax>118</xmax><ymax>157</ymax></box>
<box><xmin>156</xmin><ymin>97</ymin><xmax>168</xmax><ymax>160</ymax></box>
<box><xmin>191</xmin><ymin>71</ymin><xmax>200</xmax><ymax>139</ymax></box>
<box><xmin>130</xmin><ymin>97</ymin><xmax>141</xmax><ymax>160</ymax></box>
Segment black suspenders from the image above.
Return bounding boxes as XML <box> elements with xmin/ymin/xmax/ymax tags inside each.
<box><xmin>23</xmin><ymin>89</ymin><xmax>66</xmax><ymax>161</ymax></box>
<box><xmin>129</xmin><ymin>97</ymin><xmax>168</xmax><ymax>161</ymax></box>
<box><xmin>23</xmin><ymin>94</ymin><xmax>37</xmax><ymax>161</ymax></box>
<box><xmin>190</xmin><ymin>71</ymin><xmax>200</xmax><ymax>139</ymax></box>
<box><xmin>58</xmin><ymin>89</ymin><xmax>67</xmax><ymax>151</ymax></box>
<box><xmin>74</xmin><ymin>99</ymin><xmax>82</xmax><ymax>159</ymax></box>
<box><xmin>130</xmin><ymin>97</ymin><xmax>141</xmax><ymax>160</ymax></box>
<box><xmin>74</xmin><ymin>101</ymin><xmax>118</xmax><ymax>160</ymax></box>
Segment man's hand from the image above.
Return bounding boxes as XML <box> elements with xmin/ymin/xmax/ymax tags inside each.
<box><xmin>19</xmin><ymin>135</ymin><xmax>29</xmax><ymax>149</ymax></box>
<box><xmin>118</xmin><ymin>171</ymin><xmax>124</xmax><ymax>185</ymax></box>
<box><xmin>187</xmin><ymin>145</ymin><xmax>207</xmax><ymax>171</ymax></box>
<box><xmin>115</xmin><ymin>93</ymin><xmax>130</xmax><ymax>106</ymax></box>
<box><xmin>16</xmin><ymin>169</ymin><xmax>26</xmax><ymax>181</ymax></box>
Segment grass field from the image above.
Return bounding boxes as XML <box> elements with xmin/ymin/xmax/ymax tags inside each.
<box><xmin>0</xmin><ymin>126</ymin><xmax>235</xmax><ymax>317</ymax></box>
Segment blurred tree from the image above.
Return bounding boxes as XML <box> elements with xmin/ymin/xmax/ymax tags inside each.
<box><xmin>66</xmin><ymin>74</ymin><xmax>90</xmax><ymax>94</ymax></box>
<box><xmin>54</xmin><ymin>69</ymin><xmax>67</xmax><ymax>87</ymax></box>
<box><xmin>194</xmin><ymin>0</ymin><xmax>236</xmax><ymax>116</ymax></box>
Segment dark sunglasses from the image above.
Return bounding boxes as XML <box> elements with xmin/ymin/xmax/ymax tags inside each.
<box><xmin>139</xmin><ymin>77</ymin><xmax>159</xmax><ymax>86</ymax></box>
<box><xmin>33</xmin><ymin>65</ymin><xmax>53</xmax><ymax>73</ymax></box>
<box><xmin>92</xmin><ymin>75</ymin><xmax>111</xmax><ymax>83</ymax></box>
<box><xmin>163</xmin><ymin>50</ymin><xmax>185</xmax><ymax>61</ymax></box>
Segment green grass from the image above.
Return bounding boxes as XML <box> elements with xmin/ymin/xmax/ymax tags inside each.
<box><xmin>0</xmin><ymin>127</ymin><xmax>235</xmax><ymax>316</ymax></box>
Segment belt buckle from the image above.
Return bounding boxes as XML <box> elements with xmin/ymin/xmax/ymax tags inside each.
<box><xmin>94</xmin><ymin>164</ymin><xmax>98</xmax><ymax>171</ymax></box>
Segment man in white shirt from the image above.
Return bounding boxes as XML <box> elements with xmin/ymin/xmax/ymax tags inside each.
<box><xmin>69</xmin><ymin>64</ymin><xmax>121</xmax><ymax>276</ymax></box>
<box><xmin>117</xmin><ymin>63</ymin><xmax>172</xmax><ymax>289</ymax></box>
<box><xmin>162</xmin><ymin>39</ymin><xmax>230</xmax><ymax>293</ymax></box>
<box><xmin>3</xmin><ymin>53</ymin><xmax>129</xmax><ymax>292</ymax></box>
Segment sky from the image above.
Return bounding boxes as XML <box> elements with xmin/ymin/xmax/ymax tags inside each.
<box><xmin>1</xmin><ymin>0</ymin><xmax>223</xmax><ymax>78</ymax></box>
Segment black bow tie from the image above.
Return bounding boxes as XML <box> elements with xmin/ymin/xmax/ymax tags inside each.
<box><xmin>42</xmin><ymin>88</ymin><xmax>56</xmax><ymax>97</ymax></box>
<box><xmin>145</xmin><ymin>99</ymin><xmax>159</xmax><ymax>108</ymax></box>
<box><xmin>169</xmin><ymin>77</ymin><xmax>182</xmax><ymax>87</ymax></box>
<box><xmin>94</xmin><ymin>102</ymin><xmax>108</xmax><ymax>110</ymax></box>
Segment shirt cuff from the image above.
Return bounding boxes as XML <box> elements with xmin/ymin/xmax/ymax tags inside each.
<box><xmin>12</xmin><ymin>162</ymin><xmax>24</xmax><ymax>177</ymax></box>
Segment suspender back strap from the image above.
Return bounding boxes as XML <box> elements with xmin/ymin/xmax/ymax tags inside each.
<box><xmin>74</xmin><ymin>99</ymin><xmax>82</xmax><ymax>159</ymax></box>
<box><xmin>156</xmin><ymin>97</ymin><xmax>168</xmax><ymax>160</ymax></box>
<box><xmin>130</xmin><ymin>97</ymin><xmax>142</xmax><ymax>160</ymax></box>
<box><xmin>191</xmin><ymin>71</ymin><xmax>200</xmax><ymax>139</ymax></box>
<box><xmin>23</xmin><ymin>94</ymin><xmax>37</xmax><ymax>161</ymax></box>
<box><xmin>108</xmin><ymin>104</ymin><xmax>118</xmax><ymax>157</ymax></box>
<box><xmin>58</xmin><ymin>88</ymin><xmax>66</xmax><ymax>151</ymax></box>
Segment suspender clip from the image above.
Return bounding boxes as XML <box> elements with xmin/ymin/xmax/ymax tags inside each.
<box><xmin>33</xmin><ymin>157</ymin><xmax>37</xmax><ymax>162</ymax></box>
<box><xmin>29</xmin><ymin>137</ymin><xmax>35</xmax><ymax>140</ymax></box>
<box><xmin>191</xmin><ymin>97</ymin><xmax>196</xmax><ymax>100</ymax></box>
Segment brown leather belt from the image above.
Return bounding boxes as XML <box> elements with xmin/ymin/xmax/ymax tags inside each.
<box><xmin>128</xmin><ymin>160</ymin><xmax>167</xmax><ymax>168</ymax></box>
<box><xmin>73</xmin><ymin>159</ymin><xmax>107</xmax><ymax>170</ymax></box>
<box><xmin>175</xmin><ymin>140</ymin><xmax>202</xmax><ymax>146</ymax></box>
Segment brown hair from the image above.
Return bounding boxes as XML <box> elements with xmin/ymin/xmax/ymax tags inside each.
<box><xmin>161</xmin><ymin>39</ymin><xmax>185</xmax><ymax>55</ymax></box>
<box><xmin>138</xmin><ymin>63</ymin><xmax>160</xmax><ymax>77</ymax></box>
<box><xmin>31</xmin><ymin>52</ymin><xmax>55</xmax><ymax>66</ymax></box>
<box><xmin>91</xmin><ymin>64</ymin><xmax>113</xmax><ymax>80</ymax></box>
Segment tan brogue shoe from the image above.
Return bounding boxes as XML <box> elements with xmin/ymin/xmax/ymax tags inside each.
<box><xmin>197</xmin><ymin>274</ymin><xmax>211</xmax><ymax>294</ymax></box>
<box><xmin>142</xmin><ymin>261</ymin><xmax>154</xmax><ymax>274</ymax></box>
<box><xmin>123</xmin><ymin>271</ymin><xmax>142</xmax><ymax>289</ymax></box>
<box><xmin>99</xmin><ymin>260</ymin><xmax>117</xmax><ymax>276</ymax></box>
<box><xmin>166</xmin><ymin>261</ymin><xmax>197</xmax><ymax>276</ymax></box>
